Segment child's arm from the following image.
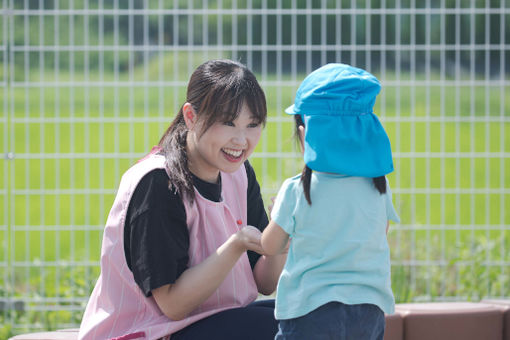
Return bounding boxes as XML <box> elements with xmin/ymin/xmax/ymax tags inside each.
<box><xmin>261</xmin><ymin>220</ymin><xmax>289</xmax><ymax>256</ymax></box>
<box><xmin>386</xmin><ymin>220</ymin><xmax>390</xmax><ymax>234</ymax></box>
<box><xmin>252</xmin><ymin>220</ymin><xmax>289</xmax><ymax>295</ymax></box>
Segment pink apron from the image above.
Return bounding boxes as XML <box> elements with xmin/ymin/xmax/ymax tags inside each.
<box><xmin>78</xmin><ymin>147</ymin><xmax>258</xmax><ymax>340</ymax></box>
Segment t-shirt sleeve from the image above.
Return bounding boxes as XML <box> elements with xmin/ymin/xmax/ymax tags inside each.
<box><xmin>384</xmin><ymin>177</ymin><xmax>400</xmax><ymax>223</ymax></box>
<box><xmin>124</xmin><ymin>169</ymin><xmax>190</xmax><ymax>297</ymax></box>
<box><xmin>270</xmin><ymin>178</ymin><xmax>297</xmax><ymax>235</ymax></box>
<box><xmin>244</xmin><ymin>160</ymin><xmax>269</xmax><ymax>269</ymax></box>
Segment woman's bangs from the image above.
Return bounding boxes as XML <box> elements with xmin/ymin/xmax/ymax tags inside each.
<box><xmin>246</xmin><ymin>94</ymin><xmax>266</xmax><ymax>125</ymax></box>
<box><xmin>243</xmin><ymin>85</ymin><xmax>267</xmax><ymax>125</ymax></box>
<box><xmin>199</xmin><ymin>89</ymin><xmax>241</xmax><ymax>132</ymax></box>
<box><xmin>199</xmin><ymin>70</ymin><xmax>267</xmax><ymax>129</ymax></box>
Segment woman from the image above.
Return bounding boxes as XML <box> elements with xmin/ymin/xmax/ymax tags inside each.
<box><xmin>79</xmin><ymin>59</ymin><xmax>286</xmax><ymax>340</ymax></box>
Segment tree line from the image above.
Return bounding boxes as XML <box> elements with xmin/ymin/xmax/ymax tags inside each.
<box><xmin>9</xmin><ymin>0</ymin><xmax>509</xmax><ymax>75</ymax></box>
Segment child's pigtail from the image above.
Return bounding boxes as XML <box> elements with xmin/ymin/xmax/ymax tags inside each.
<box><xmin>301</xmin><ymin>165</ymin><xmax>313</xmax><ymax>205</ymax></box>
<box><xmin>372</xmin><ymin>176</ymin><xmax>387</xmax><ymax>194</ymax></box>
<box><xmin>294</xmin><ymin>115</ymin><xmax>313</xmax><ymax>205</ymax></box>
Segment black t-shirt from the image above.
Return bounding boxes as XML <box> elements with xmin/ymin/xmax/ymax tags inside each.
<box><xmin>124</xmin><ymin>161</ymin><xmax>268</xmax><ymax>297</ymax></box>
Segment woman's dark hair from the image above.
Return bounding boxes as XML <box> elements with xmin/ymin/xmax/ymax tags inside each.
<box><xmin>158</xmin><ymin>59</ymin><xmax>267</xmax><ymax>200</ymax></box>
<box><xmin>294</xmin><ymin>115</ymin><xmax>386</xmax><ymax>206</ymax></box>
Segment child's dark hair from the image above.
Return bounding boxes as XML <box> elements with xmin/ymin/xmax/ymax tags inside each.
<box><xmin>158</xmin><ymin>59</ymin><xmax>267</xmax><ymax>200</ymax></box>
<box><xmin>295</xmin><ymin>115</ymin><xmax>386</xmax><ymax>205</ymax></box>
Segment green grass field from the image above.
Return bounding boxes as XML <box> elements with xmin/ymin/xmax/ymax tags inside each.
<box><xmin>1</xmin><ymin>55</ymin><xmax>509</xmax><ymax>335</ymax></box>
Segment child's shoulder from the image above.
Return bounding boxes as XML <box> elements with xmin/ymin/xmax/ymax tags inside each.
<box><xmin>289</xmin><ymin>173</ymin><xmax>302</xmax><ymax>181</ymax></box>
<box><xmin>284</xmin><ymin>173</ymin><xmax>302</xmax><ymax>185</ymax></box>
<box><xmin>279</xmin><ymin>173</ymin><xmax>303</xmax><ymax>192</ymax></box>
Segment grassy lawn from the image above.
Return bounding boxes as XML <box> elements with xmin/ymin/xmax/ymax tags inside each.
<box><xmin>0</xmin><ymin>54</ymin><xmax>509</xmax><ymax>335</ymax></box>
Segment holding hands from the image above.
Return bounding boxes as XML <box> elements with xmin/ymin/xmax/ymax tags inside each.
<box><xmin>233</xmin><ymin>225</ymin><xmax>265</xmax><ymax>255</ymax></box>
<box><xmin>234</xmin><ymin>225</ymin><xmax>290</xmax><ymax>256</ymax></box>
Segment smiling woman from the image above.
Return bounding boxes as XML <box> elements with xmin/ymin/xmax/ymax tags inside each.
<box><xmin>78</xmin><ymin>60</ymin><xmax>286</xmax><ymax>340</ymax></box>
<box><xmin>184</xmin><ymin>102</ymin><xmax>263</xmax><ymax>182</ymax></box>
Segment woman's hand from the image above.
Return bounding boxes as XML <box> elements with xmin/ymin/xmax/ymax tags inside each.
<box><xmin>232</xmin><ymin>225</ymin><xmax>264</xmax><ymax>254</ymax></box>
<box><xmin>152</xmin><ymin>227</ymin><xmax>262</xmax><ymax>321</ymax></box>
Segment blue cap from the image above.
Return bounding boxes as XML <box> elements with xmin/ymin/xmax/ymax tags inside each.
<box><xmin>285</xmin><ymin>63</ymin><xmax>394</xmax><ymax>177</ymax></box>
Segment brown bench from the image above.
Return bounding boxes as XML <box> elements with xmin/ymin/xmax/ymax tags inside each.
<box><xmin>481</xmin><ymin>299</ymin><xmax>510</xmax><ymax>340</ymax></box>
<box><xmin>384</xmin><ymin>312</ymin><xmax>404</xmax><ymax>340</ymax></box>
<box><xmin>8</xmin><ymin>315</ymin><xmax>403</xmax><ymax>340</ymax></box>
<box><xmin>10</xmin><ymin>301</ymin><xmax>510</xmax><ymax>340</ymax></box>
<box><xmin>395</xmin><ymin>302</ymin><xmax>505</xmax><ymax>340</ymax></box>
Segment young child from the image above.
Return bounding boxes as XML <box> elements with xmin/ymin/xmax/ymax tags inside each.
<box><xmin>261</xmin><ymin>63</ymin><xmax>400</xmax><ymax>340</ymax></box>
<box><xmin>79</xmin><ymin>60</ymin><xmax>285</xmax><ymax>340</ymax></box>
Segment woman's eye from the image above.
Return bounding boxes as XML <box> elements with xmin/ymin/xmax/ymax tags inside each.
<box><xmin>248</xmin><ymin>122</ymin><xmax>260</xmax><ymax>128</ymax></box>
<box><xmin>223</xmin><ymin>121</ymin><xmax>235</xmax><ymax>127</ymax></box>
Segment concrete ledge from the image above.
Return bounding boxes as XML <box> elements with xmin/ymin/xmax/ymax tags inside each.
<box><xmin>9</xmin><ymin>302</ymin><xmax>509</xmax><ymax>340</ymax></box>
<box><xmin>8</xmin><ymin>315</ymin><xmax>405</xmax><ymax>340</ymax></box>
<box><xmin>481</xmin><ymin>299</ymin><xmax>510</xmax><ymax>340</ymax></box>
<box><xmin>395</xmin><ymin>302</ymin><xmax>504</xmax><ymax>340</ymax></box>
<box><xmin>384</xmin><ymin>312</ymin><xmax>404</xmax><ymax>340</ymax></box>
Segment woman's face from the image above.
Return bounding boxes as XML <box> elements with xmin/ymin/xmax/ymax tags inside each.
<box><xmin>186</xmin><ymin>103</ymin><xmax>263</xmax><ymax>183</ymax></box>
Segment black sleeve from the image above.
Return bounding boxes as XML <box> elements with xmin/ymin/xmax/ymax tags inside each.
<box><xmin>244</xmin><ymin>160</ymin><xmax>269</xmax><ymax>269</ymax></box>
<box><xmin>124</xmin><ymin>169</ymin><xmax>189</xmax><ymax>297</ymax></box>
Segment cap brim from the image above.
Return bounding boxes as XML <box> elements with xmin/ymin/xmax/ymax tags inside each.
<box><xmin>285</xmin><ymin>104</ymin><xmax>297</xmax><ymax>115</ymax></box>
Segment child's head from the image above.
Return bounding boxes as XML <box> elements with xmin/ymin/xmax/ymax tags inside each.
<box><xmin>159</xmin><ymin>59</ymin><xmax>267</xmax><ymax>199</ymax></box>
<box><xmin>286</xmin><ymin>63</ymin><xmax>393</xmax><ymax>178</ymax></box>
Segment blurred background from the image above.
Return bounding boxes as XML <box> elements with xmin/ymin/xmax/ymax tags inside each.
<box><xmin>0</xmin><ymin>0</ymin><xmax>509</xmax><ymax>337</ymax></box>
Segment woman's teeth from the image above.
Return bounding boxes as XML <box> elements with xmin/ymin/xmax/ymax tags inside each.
<box><xmin>222</xmin><ymin>148</ymin><xmax>242</xmax><ymax>157</ymax></box>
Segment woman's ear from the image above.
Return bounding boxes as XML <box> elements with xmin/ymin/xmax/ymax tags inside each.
<box><xmin>182</xmin><ymin>103</ymin><xmax>197</xmax><ymax>129</ymax></box>
<box><xmin>298</xmin><ymin>125</ymin><xmax>305</xmax><ymax>154</ymax></box>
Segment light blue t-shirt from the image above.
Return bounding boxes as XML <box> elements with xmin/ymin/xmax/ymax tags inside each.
<box><xmin>271</xmin><ymin>172</ymin><xmax>400</xmax><ymax>320</ymax></box>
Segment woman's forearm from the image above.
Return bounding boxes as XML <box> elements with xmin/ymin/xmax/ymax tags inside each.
<box><xmin>152</xmin><ymin>234</ymin><xmax>246</xmax><ymax>321</ymax></box>
<box><xmin>253</xmin><ymin>252</ymin><xmax>287</xmax><ymax>295</ymax></box>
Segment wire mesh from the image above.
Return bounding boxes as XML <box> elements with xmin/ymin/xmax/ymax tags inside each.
<box><xmin>1</xmin><ymin>0</ymin><xmax>9</xmax><ymax>325</ymax></box>
<box><xmin>1</xmin><ymin>0</ymin><xmax>509</xmax><ymax>333</ymax></box>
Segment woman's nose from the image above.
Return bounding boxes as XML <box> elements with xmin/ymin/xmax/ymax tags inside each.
<box><xmin>232</xmin><ymin>129</ymin><xmax>247</xmax><ymax>146</ymax></box>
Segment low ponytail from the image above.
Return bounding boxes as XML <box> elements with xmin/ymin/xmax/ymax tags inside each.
<box><xmin>159</xmin><ymin>109</ymin><xmax>195</xmax><ymax>200</ymax></box>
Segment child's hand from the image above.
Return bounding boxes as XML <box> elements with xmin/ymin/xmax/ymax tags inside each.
<box><xmin>267</xmin><ymin>196</ymin><xmax>276</xmax><ymax>215</ymax></box>
<box><xmin>233</xmin><ymin>225</ymin><xmax>264</xmax><ymax>254</ymax></box>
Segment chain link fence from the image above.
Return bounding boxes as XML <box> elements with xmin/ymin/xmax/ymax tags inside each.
<box><xmin>0</xmin><ymin>0</ymin><xmax>509</xmax><ymax>335</ymax></box>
